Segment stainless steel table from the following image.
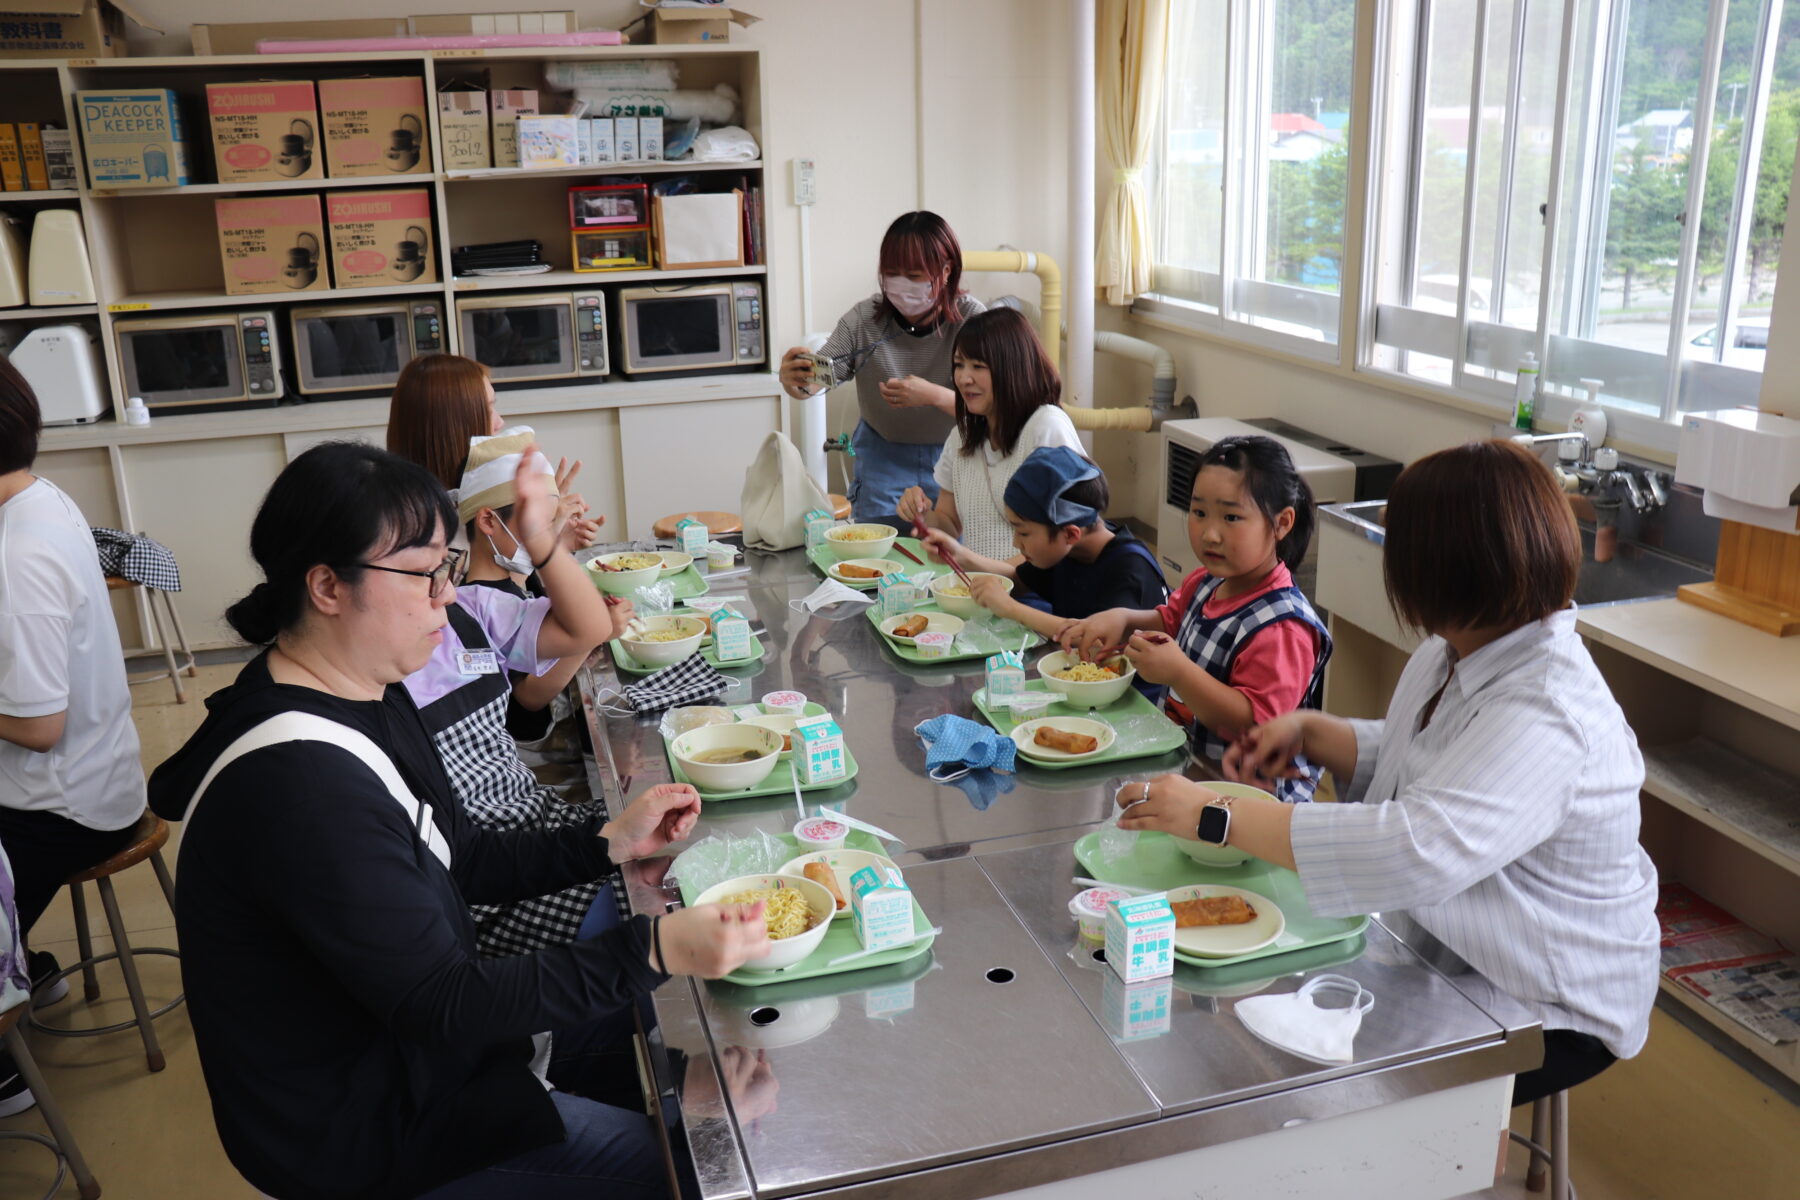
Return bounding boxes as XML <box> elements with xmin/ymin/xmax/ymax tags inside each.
<box><xmin>576</xmin><ymin>548</ymin><xmax>1543</xmax><ymax>1200</ymax></box>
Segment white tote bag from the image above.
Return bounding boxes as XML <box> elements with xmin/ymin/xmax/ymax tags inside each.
<box><xmin>740</xmin><ymin>432</ymin><xmax>830</xmax><ymax>551</ymax></box>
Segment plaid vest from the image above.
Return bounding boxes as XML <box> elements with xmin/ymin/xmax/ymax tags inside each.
<box><xmin>1174</xmin><ymin>574</ymin><xmax>1332</xmax><ymax>803</ymax></box>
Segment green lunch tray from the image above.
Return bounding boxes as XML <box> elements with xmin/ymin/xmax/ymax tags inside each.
<box><xmin>1072</xmin><ymin>830</ymin><xmax>1369</xmax><ymax>969</ymax></box>
<box><xmin>679</xmin><ymin>832</ymin><xmax>936</xmax><ymax>987</ymax></box>
<box><xmin>664</xmin><ymin>564</ymin><xmax>711</xmax><ymax>600</ymax></box>
<box><xmin>610</xmin><ymin>630</ymin><xmax>764</xmax><ymax>675</ymax></box>
<box><xmin>865</xmin><ymin>602</ymin><xmax>1044</xmax><ymax>664</ymax></box>
<box><xmin>973</xmin><ymin>680</ymin><xmax>1187</xmax><ymax>769</ymax></box>
<box><xmin>663</xmin><ymin>727</ymin><xmax>859</xmax><ymax>801</ymax></box>
<box><xmin>806</xmin><ymin>537</ymin><xmax>950</xmax><ymax>588</ymax></box>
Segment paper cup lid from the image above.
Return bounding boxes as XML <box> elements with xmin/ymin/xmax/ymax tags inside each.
<box><xmin>795</xmin><ymin>817</ymin><xmax>848</xmax><ymax>841</ymax></box>
<box><xmin>1070</xmin><ymin>887</ymin><xmax>1131</xmax><ymax>919</ymax></box>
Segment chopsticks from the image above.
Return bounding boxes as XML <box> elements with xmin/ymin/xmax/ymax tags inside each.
<box><xmin>913</xmin><ymin>514</ymin><xmax>976</xmax><ymax>589</ymax></box>
<box><xmin>893</xmin><ymin>542</ymin><xmax>926</xmax><ymax>566</ymax></box>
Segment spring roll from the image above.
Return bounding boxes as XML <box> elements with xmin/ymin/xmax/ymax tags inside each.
<box><xmin>1171</xmin><ymin>895</ymin><xmax>1257</xmax><ymax>928</ymax></box>
<box><xmin>1034</xmin><ymin>726</ymin><xmax>1100</xmax><ymax>754</ymax></box>
<box><xmin>803</xmin><ymin>861</ymin><xmax>847</xmax><ymax>911</ymax></box>
<box><xmin>838</xmin><ymin>563</ymin><xmax>887</xmax><ymax>579</ymax></box>
<box><xmin>893</xmin><ymin>615</ymin><xmax>930</xmax><ymax>639</ymax></box>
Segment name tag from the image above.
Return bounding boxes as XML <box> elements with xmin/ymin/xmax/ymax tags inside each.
<box><xmin>456</xmin><ymin>649</ymin><xmax>500</xmax><ymax>676</ymax></box>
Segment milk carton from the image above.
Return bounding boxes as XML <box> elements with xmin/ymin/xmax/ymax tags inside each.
<box><xmin>1104</xmin><ymin>893</ymin><xmax>1175</xmax><ymax>982</ymax></box>
<box><xmin>711</xmin><ymin>606</ymin><xmax>753</xmax><ymax>663</ymax></box>
<box><xmin>793</xmin><ymin>713</ymin><xmax>847</xmax><ymax>785</ymax></box>
<box><xmin>877</xmin><ymin>571</ymin><xmax>923</xmax><ymax>619</ymax></box>
<box><xmin>849</xmin><ymin>865</ymin><xmax>913</xmax><ymax>952</ymax></box>
<box><xmin>803</xmin><ymin>509</ymin><xmax>835</xmax><ymax>550</ymax></box>
<box><xmin>1101</xmin><ymin>969</ymin><xmax>1173</xmax><ymax>1041</ymax></box>
<box><xmin>984</xmin><ymin>650</ymin><xmax>1026</xmax><ymax>705</ymax></box>
<box><xmin>676</xmin><ymin>517</ymin><xmax>708</xmax><ymax>557</ymax></box>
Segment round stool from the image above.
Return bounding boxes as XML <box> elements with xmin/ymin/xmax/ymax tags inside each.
<box><xmin>108</xmin><ymin>576</ymin><xmax>197</xmax><ymax>704</ymax></box>
<box><xmin>651</xmin><ymin>510</ymin><xmax>742</xmax><ymax>540</ymax></box>
<box><xmin>829</xmin><ymin>493</ymin><xmax>852</xmax><ymax>519</ymax></box>
<box><xmin>28</xmin><ymin>812</ymin><xmax>184</xmax><ymax>1073</ymax></box>
<box><xmin>1</xmin><ymin>1001</ymin><xmax>101</xmax><ymax>1200</ymax></box>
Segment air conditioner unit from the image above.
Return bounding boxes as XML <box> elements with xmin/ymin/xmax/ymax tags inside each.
<box><xmin>1157</xmin><ymin>418</ymin><xmax>1398</xmax><ymax>589</ymax></box>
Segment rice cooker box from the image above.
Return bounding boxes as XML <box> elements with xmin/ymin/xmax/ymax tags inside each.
<box><xmin>318</xmin><ymin>76</ymin><xmax>431</xmax><ymax>177</ymax></box>
<box><xmin>205</xmin><ymin>80</ymin><xmax>322</xmax><ymax>184</ymax></box>
<box><xmin>215</xmin><ymin>193</ymin><xmax>329</xmax><ymax>296</ymax></box>
<box><xmin>76</xmin><ymin>88</ymin><xmax>191</xmax><ymax>188</ymax></box>
<box><xmin>327</xmin><ymin>188</ymin><xmax>435</xmax><ymax>288</ymax></box>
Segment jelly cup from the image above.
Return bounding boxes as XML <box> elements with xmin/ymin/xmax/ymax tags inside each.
<box><xmin>912</xmin><ymin>631</ymin><xmax>954</xmax><ymax>659</ymax></box>
<box><xmin>793</xmin><ymin>816</ymin><xmax>850</xmax><ymax>852</ymax></box>
<box><xmin>1069</xmin><ymin>886</ymin><xmax>1132</xmax><ymax>946</ymax></box>
<box><xmin>761</xmin><ymin>690</ymin><xmax>809</xmax><ymax>715</ymax></box>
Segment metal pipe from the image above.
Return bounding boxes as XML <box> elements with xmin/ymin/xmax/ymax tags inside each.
<box><xmin>962</xmin><ymin>249</ymin><xmax>1063</xmax><ymax>365</ymax></box>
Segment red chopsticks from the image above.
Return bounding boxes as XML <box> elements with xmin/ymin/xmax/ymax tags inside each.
<box><xmin>913</xmin><ymin>515</ymin><xmax>975</xmax><ymax>588</ymax></box>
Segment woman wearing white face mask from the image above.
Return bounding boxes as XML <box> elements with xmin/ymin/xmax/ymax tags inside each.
<box><xmin>778</xmin><ymin>211</ymin><xmax>984</xmax><ymax>527</ymax></box>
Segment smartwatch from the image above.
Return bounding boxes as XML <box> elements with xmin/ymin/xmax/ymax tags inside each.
<box><xmin>1195</xmin><ymin>802</ymin><xmax>1231</xmax><ymax>846</ymax></box>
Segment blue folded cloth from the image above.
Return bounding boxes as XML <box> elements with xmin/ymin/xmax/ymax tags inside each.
<box><xmin>914</xmin><ymin>714</ymin><xmax>1017</xmax><ymax>775</ymax></box>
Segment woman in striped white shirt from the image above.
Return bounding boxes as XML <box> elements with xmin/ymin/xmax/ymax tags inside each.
<box><xmin>1120</xmin><ymin>440</ymin><xmax>1660</xmax><ymax>1106</ymax></box>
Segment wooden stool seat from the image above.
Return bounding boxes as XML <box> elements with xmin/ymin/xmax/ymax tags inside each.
<box><xmin>105</xmin><ymin>574</ymin><xmax>197</xmax><ymax>704</ymax></box>
<box><xmin>2</xmin><ymin>1001</ymin><xmax>102</xmax><ymax>1199</ymax></box>
<box><xmin>68</xmin><ymin>813</ymin><xmax>169</xmax><ymax>884</ymax></box>
<box><xmin>829</xmin><ymin>493</ymin><xmax>852</xmax><ymax>519</ymax></box>
<box><xmin>651</xmin><ymin>510</ymin><xmax>742</xmax><ymax>539</ymax></box>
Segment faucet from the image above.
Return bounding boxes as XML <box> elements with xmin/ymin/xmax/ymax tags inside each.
<box><xmin>1578</xmin><ymin>448</ymin><xmax>1666</xmax><ymax>515</ymax></box>
<box><xmin>1511</xmin><ymin>431</ymin><xmax>1593</xmax><ymax>468</ymax></box>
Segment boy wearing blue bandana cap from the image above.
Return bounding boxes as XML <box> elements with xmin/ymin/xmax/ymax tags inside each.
<box><xmin>920</xmin><ymin>447</ymin><xmax>1169</xmax><ymax>682</ymax></box>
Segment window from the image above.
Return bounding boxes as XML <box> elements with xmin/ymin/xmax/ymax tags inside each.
<box><xmin>1142</xmin><ymin>0</ymin><xmax>1360</xmax><ymax>357</ymax></box>
<box><xmin>1367</xmin><ymin>0</ymin><xmax>1800</xmax><ymax>437</ymax></box>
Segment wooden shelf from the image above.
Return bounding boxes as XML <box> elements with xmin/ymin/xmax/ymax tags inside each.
<box><xmin>89</xmin><ymin>175</ymin><xmax>443</xmax><ymax>198</ymax></box>
<box><xmin>0</xmin><ymin>304</ymin><xmax>98</xmax><ymax>319</ymax></box>
<box><xmin>1641</xmin><ymin>738</ymin><xmax>1800</xmax><ymax>876</ymax></box>
<box><xmin>444</xmin><ymin>160</ymin><xmax>762</xmax><ymax>183</ymax></box>
<box><xmin>106</xmin><ymin>283</ymin><xmax>447</xmax><ymax>313</ymax></box>
<box><xmin>1658</xmin><ymin>978</ymin><xmax>1800</xmax><ymax>1086</ymax></box>
<box><xmin>451</xmin><ymin>265</ymin><xmax>765</xmax><ymax>291</ymax></box>
<box><xmin>0</xmin><ymin>188</ymin><xmax>80</xmax><ymax>202</ymax></box>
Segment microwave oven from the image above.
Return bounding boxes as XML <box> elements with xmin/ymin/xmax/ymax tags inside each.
<box><xmin>615</xmin><ymin>280</ymin><xmax>764</xmax><ymax>377</ymax></box>
<box><xmin>454</xmin><ymin>290</ymin><xmax>608</xmax><ymax>385</ymax></box>
<box><xmin>113</xmin><ymin>311</ymin><xmax>282</xmax><ymax>413</ymax></box>
<box><xmin>291</xmin><ymin>299</ymin><xmax>445</xmax><ymax>398</ymax></box>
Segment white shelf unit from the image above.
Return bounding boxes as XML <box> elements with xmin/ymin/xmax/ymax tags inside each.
<box><xmin>2</xmin><ymin>43</ymin><xmax>769</xmax><ymax>423</ymax></box>
<box><xmin>1641</xmin><ymin>738</ymin><xmax>1800</xmax><ymax>876</ymax></box>
<box><xmin>12</xmin><ymin>45</ymin><xmax>781</xmax><ymax>657</ymax></box>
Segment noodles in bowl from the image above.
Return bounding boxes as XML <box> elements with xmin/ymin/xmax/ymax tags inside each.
<box><xmin>722</xmin><ymin>887</ymin><xmax>817</xmax><ymax>940</ymax></box>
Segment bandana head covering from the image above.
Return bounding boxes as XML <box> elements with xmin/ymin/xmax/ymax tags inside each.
<box><xmin>1003</xmin><ymin>445</ymin><xmax>1103</xmax><ymax>530</ymax></box>
<box><xmin>452</xmin><ymin>425</ymin><xmax>557</xmax><ymax>527</ymax></box>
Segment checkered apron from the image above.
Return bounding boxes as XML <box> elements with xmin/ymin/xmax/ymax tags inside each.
<box><xmin>416</xmin><ymin>604</ymin><xmax>627</xmax><ymax>957</ymax></box>
<box><xmin>1174</xmin><ymin>575</ymin><xmax>1333</xmax><ymax>803</ymax></box>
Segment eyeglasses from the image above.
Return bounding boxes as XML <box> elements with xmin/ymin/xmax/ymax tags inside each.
<box><xmin>357</xmin><ymin>549</ymin><xmax>465</xmax><ymax>599</ymax></box>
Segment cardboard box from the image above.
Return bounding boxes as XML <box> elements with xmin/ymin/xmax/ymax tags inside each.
<box><xmin>793</xmin><ymin>713</ymin><xmax>847</xmax><ymax>785</ymax></box>
<box><xmin>517</xmin><ymin>114</ymin><xmax>577</xmax><ymax>169</ymax></box>
<box><xmin>191</xmin><ymin>18</ymin><xmax>405</xmax><ymax>56</ymax></box>
<box><xmin>590</xmin><ymin>116</ymin><xmax>615</xmax><ymax>164</ymax></box>
<box><xmin>640</xmin><ymin>115</ymin><xmax>663</xmax><ymax>162</ymax></box>
<box><xmin>327</xmin><ymin>188</ymin><xmax>434</xmax><ymax>289</ymax></box>
<box><xmin>614</xmin><ymin>116</ymin><xmax>639</xmax><ymax>162</ymax></box>
<box><xmin>849</xmin><ymin>865</ymin><xmax>913</xmax><ymax>952</ymax></box>
<box><xmin>489</xmin><ymin>89</ymin><xmax>537</xmax><ymax>169</ymax></box>
<box><xmin>215</xmin><ymin>193</ymin><xmax>328</xmax><ymax>296</ymax></box>
<box><xmin>409</xmin><ymin>10</ymin><xmax>573</xmax><ymax>35</ymax></box>
<box><xmin>206</xmin><ymin>80</ymin><xmax>322</xmax><ymax>184</ymax></box>
<box><xmin>575</xmin><ymin>117</ymin><xmax>592</xmax><ymax>166</ymax></box>
<box><xmin>640</xmin><ymin>5</ymin><xmax>760</xmax><ymax>44</ymax></box>
<box><xmin>16</xmin><ymin>124</ymin><xmax>49</xmax><ymax>190</ymax></box>
<box><xmin>76</xmin><ymin>89</ymin><xmax>191</xmax><ymax>188</ymax></box>
<box><xmin>1104</xmin><ymin>894</ymin><xmax>1175</xmax><ymax>982</ymax></box>
<box><xmin>319</xmin><ymin>76</ymin><xmax>431</xmax><ymax>178</ymax></box>
<box><xmin>436</xmin><ymin>83</ymin><xmax>490</xmax><ymax>171</ymax></box>
<box><xmin>40</xmin><ymin>126</ymin><xmax>77</xmax><ymax>189</ymax></box>
<box><xmin>0</xmin><ymin>128</ymin><xmax>22</xmax><ymax>191</ymax></box>
<box><xmin>0</xmin><ymin>0</ymin><xmax>156</xmax><ymax>59</ymax></box>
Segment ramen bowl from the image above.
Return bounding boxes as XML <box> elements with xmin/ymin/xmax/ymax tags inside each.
<box><xmin>739</xmin><ymin>712</ymin><xmax>805</xmax><ymax>759</ymax></box>
<box><xmin>1038</xmin><ymin>649</ymin><xmax>1137</xmax><ymax>709</ymax></box>
<box><xmin>619</xmin><ymin>615</ymin><xmax>706</xmax><ymax>666</ymax></box>
<box><xmin>928</xmin><ymin>571</ymin><xmax>1012</xmax><ymax>618</ymax></box>
<box><xmin>671</xmin><ymin>723</ymin><xmax>784</xmax><ymax>791</ymax></box>
<box><xmin>587</xmin><ymin>552</ymin><xmax>663</xmax><ymax>596</ymax></box>
<box><xmin>692</xmin><ymin>872</ymin><xmax>836</xmax><ymax>971</ymax></box>
<box><xmin>823</xmin><ymin>523</ymin><xmax>897</xmax><ymax>561</ymax></box>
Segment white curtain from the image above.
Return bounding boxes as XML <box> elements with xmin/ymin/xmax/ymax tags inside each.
<box><xmin>1097</xmin><ymin>0</ymin><xmax>1172</xmax><ymax>306</ymax></box>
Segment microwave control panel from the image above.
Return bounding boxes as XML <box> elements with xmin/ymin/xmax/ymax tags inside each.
<box><xmin>411</xmin><ymin>302</ymin><xmax>444</xmax><ymax>355</ymax></box>
<box><xmin>240</xmin><ymin>313</ymin><xmax>281</xmax><ymax>397</ymax></box>
<box><xmin>732</xmin><ymin>282</ymin><xmax>765</xmax><ymax>365</ymax></box>
<box><xmin>575</xmin><ymin>293</ymin><xmax>608</xmax><ymax>374</ymax></box>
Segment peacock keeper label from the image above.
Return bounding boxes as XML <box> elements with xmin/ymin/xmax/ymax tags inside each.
<box><xmin>76</xmin><ymin>89</ymin><xmax>191</xmax><ymax>188</ymax></box>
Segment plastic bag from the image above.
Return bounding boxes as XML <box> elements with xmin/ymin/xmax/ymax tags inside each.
<box><xmin>669</xmin><ymin>829</ymin><xmax>796</xmax><ymax>897</ymax></box>
<box><xmin>664</xmin><ymin>116</ymin><xmax>702</xmax><ymax>160</ymax></box>
<box><xmin>661</xmin><ymin>705</ymin><xmax>736</xmax><ymax>740</ymax></box>
<box><xmin>691</xmin><ymin>124</ymin><xmax>759</xmax><ymax>162</ymax></box>
<box><xmin>630</xmin><ymin>579</ymin><xmax>676</xmax><ymax>616</ymax></box>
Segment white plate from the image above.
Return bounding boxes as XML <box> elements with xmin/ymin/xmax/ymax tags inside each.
<box><xmin>828</xmin><ymin>557</ymin><xmax>906</xmax><ymax>588</ymax></box>
<box><xmin>1011</xmin><ymin>716</ymin><xmax>1117</xmax><ymax>762</ymax></box>
<box><xmin>1166</xmin><ymin>884</ymin><xmax>1284</xmax><ymax>959</ymax></box>
<box><xmin>657</xmin><ymin>551</ymin><xmax>694</xmax><ymax>577</ymax></box>
<box><xmin>878</xmin><ymin>611</ymin><xmax>965</xmax><ymax>643</ymax></box>
<box><xmin>778</xmin><ymin>848</ymin><xmax>902</xmax><ymax>920</ymax></box>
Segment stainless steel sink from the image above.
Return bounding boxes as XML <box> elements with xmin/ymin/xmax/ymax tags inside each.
<box><xmin>1320</xmin><ymin>500</ymin><xmax>1713</xmax><ymax>609</ymax></box>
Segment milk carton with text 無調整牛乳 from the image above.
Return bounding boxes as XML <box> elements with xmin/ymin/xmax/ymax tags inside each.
<box><xmin>677</xmin><ymin>517</ymin><xmax>709</xmax><ymax>558</ymax></box>
<box><xmin>792</xmin><ymin>713</ymin><xmax>846</xmax><ymax>785</ymax></box>
<box><xmin>849</xmin><ymin>865</ymin><xmax>913</xmax><ymax>953</ymax></box>
<box><xmin>710</xmin><ymin>606</ymin><xmax>752</xmax><ymax>663</ymax></box>
<box><xmin>985</xmin><ymin>650</ymin><xmax>1026</xmax><ymax>705</ymax></box>
<box><xmin>804</xmin><ymin>509</ymin><xmax>834</xmax><ymax>550</ymax></box>
<box><xmin>1104</xmin><ymin>893</ymin><xmax>1175</xmax><ymax>983</ymax></box>
<box><xmin>877</xmin><ymin>571</ymin><xmax>923</xmax><ymax>619</ymax></box>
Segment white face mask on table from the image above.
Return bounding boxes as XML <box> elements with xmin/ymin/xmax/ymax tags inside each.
<box><xmin>881</xmin><ymin>274</ymin><xmax>937</xmax><ymax>320</ymax></box>
<box><xmin>1234</xmin><ymin>974</ymin><xmax>1374</xmax><ymax>1064</ymax></box>
<box><xmin>789</xmin><ymin>579</ymin><xmax>874</xmax><ymax>615</ymax></box>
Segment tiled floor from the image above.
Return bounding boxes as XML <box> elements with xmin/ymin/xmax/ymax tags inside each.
<box><xmin>2</xmin><ymin>663</ymin><xmax>1795</xmax><ymax>1198</ymax></box>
